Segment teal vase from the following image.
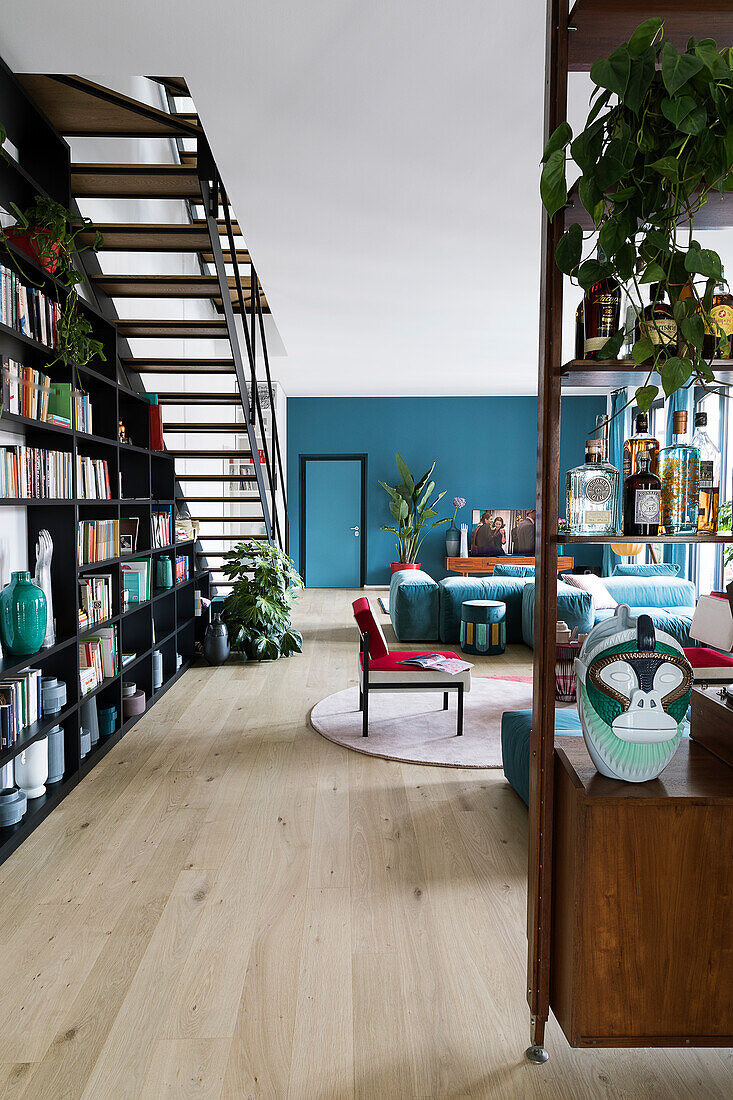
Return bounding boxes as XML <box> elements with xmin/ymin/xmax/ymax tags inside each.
<box><xmin>156</xmin><ymin>556</ymin><xmax>173</xmax><ymax>589</ymax></box>
<box><xmin>0</xmin><ymin>571</ymin><xmax>47</xmax><ymax>656</ymax></box>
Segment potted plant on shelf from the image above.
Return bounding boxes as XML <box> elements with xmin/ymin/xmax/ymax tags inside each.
<box><xmin>446</xmin><ymin>497</ymin><xmax>466</xmax><ymax>557</ymax></box>
<box><xmin>541</xmin><ymin>18</ymin><xmax>733</xmax><ymax>413</ymax></box>
<box><xmin>2</xmin><ymin>196</ymin><xmax>102</xmax><ymax>279</ymax></box>
<box><xmin>379</xmin><ymin>453</ymin><xmax>448</xmax><ymax>572</ymax></box>
<box><xmin>222</xmin><ymin>539</ymin><xmax>304</xmax><ymax>661</ymax></box>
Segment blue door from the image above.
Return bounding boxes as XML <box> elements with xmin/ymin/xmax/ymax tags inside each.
<box><xmin>302</xmin><ymin>457</ymin><xmax>364</xmax><ymax>587</ymax></box>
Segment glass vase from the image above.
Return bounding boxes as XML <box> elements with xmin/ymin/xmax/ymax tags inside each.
<box><xmin>0</xmin><ymin>571</ymin><xmax>47</xmax><ymax>656</ymax></box>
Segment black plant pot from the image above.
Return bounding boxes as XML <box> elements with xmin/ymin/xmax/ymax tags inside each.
<box><xmin>203</xmin><ymin>614</ymin><xmax>230</xmax><ymax>665</ymax></box>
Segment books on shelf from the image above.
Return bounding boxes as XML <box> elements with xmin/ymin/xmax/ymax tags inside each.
<box><xmin>175</xmin><ymin>555</ymin><xmax>189</xmax><ymax>584</ymax></box>
<box><xmin>1</xmin><ymin>360</ymin><xmax>94</xmax><ymax>432</ymax></box>
<box><xmin>76</xmin><ymin>455</ymin><xmax>111</xmax><ymax>499</ymax></box>
<box><xmin>121</xmin><ymin>558</ymin><xmax>151</xmax><ymax>605</ymax></box>
<box><xmin>0</xmin><ymin>266</ymin><xmax>59</xmax><ymax>347</ymax></box>
<box><xmin>152</xmin><ymin>508</ymin><xmax>173</xmax><ymax>549</ymax></box>
<box><xmin>79</xmin><ymin>626</ymin><xmax>118</xmax><ymax>695</ymax></box>
<box><xmin>78</xmin><ymin>573</ymin><xmax>113</xmax><ymax>630</ymax></box>
<box><xmin>78</xmin><ymin>519</ymin><xmax>119</xmax><ymax>564</ymax></box>
<box><xmin>0</xmin><ymin>669</ymin><xmax>42</xmax><ymax>749</ymax></box>
<box><xmin>0</xmin><ymin>444</ymin><xmax>72</xmax><ymax>498</ymax></box>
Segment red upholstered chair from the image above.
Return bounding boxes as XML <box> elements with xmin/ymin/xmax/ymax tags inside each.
<box><xmin>352</xmin><ymin>597</ymin><xmax>471</xmax><ymax>737</ymax></box>
<box><xmin>684</xmin><ymin>593</ymin><xmax>733</xmax><ymax>683</ymax></box>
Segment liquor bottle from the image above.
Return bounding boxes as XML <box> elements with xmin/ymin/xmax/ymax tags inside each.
<box><xmin>702</xmin><ymin>274</ymin><xmax>733</xmax><ymax>359</ymax></box>
<box><xmin>623</xmin><ymin>451</ymin><xmax>661</xmax><ymax>537</ymax></box>
<box><xmin>566</xmin><ymin>440</ymin><xmax>620</xmax><ymax>535</ymax></box>
<box><xmin>691</xmin><ymin>411</ymin><xmax>720</xmax><ymax>533</ymax></box>
<box><xmin>635</xmin><ymin>283</ymin><xmax>677</xmax><ymax>361</ymax></box>
<box><xmin>659</xmin><ymin>411</ymin><xmax>700</xmax><ymax>535</ymax></box>
<box><xmin>575</xmin><ymin>299</ymin><xmax>584</xmax><ymax>360</ymax></box>
<box><xmin>583</xmin><ymin>247</ymin><xmax>621</xmax><ymax>361</ymax></box>
<box><xmin>622</xmin><ymin>412</ymin><xmax>660</xmax><ymax>480</ymax></box>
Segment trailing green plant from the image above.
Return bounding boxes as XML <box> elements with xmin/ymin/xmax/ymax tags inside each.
<box><xmin>719</xmin><ymin>500</ymin><xmax>733</xmax><ymax>568</ymax></box>
<box><xmin>1</xmin><ymin>196</ymin><xmax>105</xmax><ymax>371</ymax></box>
<box><xmin>541</xmin><ymin>18</ymin><xmax>733</xmax><ymax>413</ymax></box>
<box><xmin>222</xmin><ymin>539</ymin><xmax>304</xmax><ymax>661</ymax></box>
<box><xmin>379</xmin><ymin>453</ymin><xmax>448</xmax><ymax>563</ymax></box>
<box><xmin>50</xmin><ymin>294</ymin><xmax>106</xmax><ymax>370</ymax></box>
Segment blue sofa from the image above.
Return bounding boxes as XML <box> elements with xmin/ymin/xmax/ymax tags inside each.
<box><xmin>389</xmin><ymin>570</ymin><xmax>696</xmax><ymax>648</ymax></box>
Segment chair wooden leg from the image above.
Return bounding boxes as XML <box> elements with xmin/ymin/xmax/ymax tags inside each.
<box><xmin>443</xmin><ymin>692</ymin><xmax>449</xmax><ymax>710</ymax></box>
<box><xmin>456</xmin><ymin>684</ymin><xmax>464</xmax><ymax>736</ymax></box>
<box><xmin>362</xmin><ymin>685</ymin><xmax>369</xmax><ymax>736</ymax></box>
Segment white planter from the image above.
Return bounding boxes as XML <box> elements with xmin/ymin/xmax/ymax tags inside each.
<box><xmin>14</xmin><ymin>737</ymin><xmax>48</xmax><ymax>799</ymax></box>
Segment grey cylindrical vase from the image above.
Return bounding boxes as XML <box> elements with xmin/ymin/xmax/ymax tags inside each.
<box><xmin>80</xmin><ymin>727</ymin><xmax>91</xmax><ymax>759</ymax></box>
<box><xmin>0</xmin><ymin>761</ymin><xmax>26</xmax><ymax>826</ymax></box>
<box><xmin>47</xmin><ymin>724</ymin><xmax>65</xmax><ymax>784</ymax></box>
<box><xmin>41</xmin><ymin>676</ymin><xmax>67</xmax><ymax>717</ymax></box>
<box><xmin>152</xmin><ymin>649</ymin><xmax>163</xmax><ymax>691</ymax></box>
<box><xmin>81</xmin><ymin>697</ymin><xmax>99</xmax><ymax>747</ymax></box>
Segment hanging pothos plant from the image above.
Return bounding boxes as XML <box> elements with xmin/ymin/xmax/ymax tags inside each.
<box><xmin>541</xmin><ymin>18</ymin><xmax>733</xmax><ymax>412</ymax></box>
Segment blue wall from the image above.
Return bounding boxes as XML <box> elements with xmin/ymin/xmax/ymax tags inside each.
<box><xmin>287</xmin><ymin>396</ymin><xmax>605</xmax><ymax>585</ymax></box>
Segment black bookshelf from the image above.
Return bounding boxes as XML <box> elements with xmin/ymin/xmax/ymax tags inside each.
<box><xmin>0</xmin><ymin>55</ymin><xmax>210</xmax><ymax>867</ymax></box>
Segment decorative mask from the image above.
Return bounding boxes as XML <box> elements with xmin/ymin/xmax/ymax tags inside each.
<box><xmin>575</xmin><ymin>604</ymin><xmax>691</xmax><ymax>782</ymax></box>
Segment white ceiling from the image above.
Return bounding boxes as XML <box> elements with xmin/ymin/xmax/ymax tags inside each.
<box><xmin>2</xmin><ymin>1</ymin><xmax>550</xmax><ymax>396</ymax></box>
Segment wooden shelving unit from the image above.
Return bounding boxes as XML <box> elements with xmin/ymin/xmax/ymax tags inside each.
<box><xmin>530</xmin><ymin>0</ymin><xmax>733</xmax><ymax>1060</ymax></box>
<box><xmin>0</xmin><ymin>57</ymin><xmax>210</xmax><ymax>867</ymax></box>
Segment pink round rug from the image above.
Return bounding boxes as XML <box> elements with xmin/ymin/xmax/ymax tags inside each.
<box><xmin>308</xmin><ymin>677</ymin><xmax>533</xmax><ymax>768</ymax></box>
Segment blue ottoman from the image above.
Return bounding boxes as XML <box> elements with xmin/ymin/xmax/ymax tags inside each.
<box><xmin>389</xmin><ymin>569</ymin><xmax>440</xmax><ymax>641</ymax></box>
<box><xmin>500</xmin><ymin>709</ymin><xmax>583</xmax><ymax>806</ymax></box>
<box><xmin>460</xmin><ymin>599</ymin><xmax>506</xmax><ymax>655</ymax></box>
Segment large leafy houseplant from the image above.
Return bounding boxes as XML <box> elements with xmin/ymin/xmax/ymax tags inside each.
<box><xmin>541</xmin><ymin>18</ymin><xmax>733</xmax><ymax>413</ymax></box>
<box><xmin>379</xmin><ymin>453</ymin><xmax>448</xmax><ymax>563</ymax></box>
<box><xmin>222</xmin><ymin>539</ymin><xmax>304</xmax><ymax>661</ymax></box>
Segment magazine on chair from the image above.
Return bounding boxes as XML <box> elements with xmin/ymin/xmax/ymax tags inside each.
<box><xmin>398</xmin><ymin>654</ymin><xmax>473</xmax><ymax>675</ymax></box>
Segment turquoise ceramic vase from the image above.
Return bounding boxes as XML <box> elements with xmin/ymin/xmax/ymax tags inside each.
<box><xmin>156</xmin><ymin>555</ymin><xmax>173</xmax><ymax>590</ymax></box>
<box><xmin>0</xmin><ymin>571</ymin><xmax>47</xmax><ymax>656</ymax></box>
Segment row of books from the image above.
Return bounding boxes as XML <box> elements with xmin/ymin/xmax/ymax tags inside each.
<box><xmin>2</xmin><ymin>360</ymin><xmax>95</xmax><ymax>433</ymax></box>
<box><xmin>0</xmin><ymin>445</ymin><xmax>73</xmax><ymax>499</ymax></box>
<box><xmin>79</xmin><ymin>627</ymin><xmax>118</xmax><ymax>696</ymax></box>
<box><xmin>78</xmin><ymin>574</ymin><xmax>113</xmax><ymax>631</ymax></box>
<box><xmin>151</xmin><ymin>509</ymin><xmax>173</xmax><ymax>548</ymax></box>
<box><xmin>175</xmin><ymin>555</ymin><xmax>190</xmax><ymax>583</ymax></box>
<box><xmin>78</xmin><ymin>519</ymin><xmax>119</xmax><ymax>564</ymax></box>
<box><xmin>121</xmin><ymin>559</ymin><xmax>151</xmax><ymax>605</ymax></box>
<box><xmin>0</xmin><ymin>265</ymin><xmax>59</xmax><ymax>347</ymax></box>
<box><xmin>77</xmin><ymin>455</ymin><xmax>111</xmax><ymax>500</ymax></box>
<box><xmin>0</xmin><ymin>669</ymin><xmax>43</xmax><ymax>749</ymax></box>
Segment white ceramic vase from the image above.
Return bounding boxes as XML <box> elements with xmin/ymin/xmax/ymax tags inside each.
<box><xmin>14</xmin><ymin>737</ymin><xmax>48</xmax><ymax>799</ymax></box>
<box><xmin>459</xmin><ymin>523</ymin><xmax>469</xmax><ymax>558</ymax></box>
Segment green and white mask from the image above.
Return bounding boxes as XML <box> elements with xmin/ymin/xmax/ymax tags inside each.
<box><xmin>575</xmin><ymin>604</ymin><xmax>692</xmax><ymax>782</ymax></box>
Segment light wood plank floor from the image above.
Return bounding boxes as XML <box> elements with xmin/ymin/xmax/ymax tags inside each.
<box><xmin>2</xmin><ymin>589</ymin><xmax>732</xmax><ymax>1099</ymax></box>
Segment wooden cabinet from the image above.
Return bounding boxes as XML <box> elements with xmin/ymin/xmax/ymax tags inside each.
<box><xmin>551</xmin><ymin>739</ymin><xmax>733</xmax><ymax>1047</ymax></box>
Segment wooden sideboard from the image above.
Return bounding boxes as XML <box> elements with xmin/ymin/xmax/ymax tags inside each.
<box><xmin>443</xmin><ymin>555</ymin><xmax>574</xmax><ymax>576</ymax></box>
<box><xmin>551</xmin><ymin>738</ymin><xmax>733</xmax><ymax>1047</ymax></box>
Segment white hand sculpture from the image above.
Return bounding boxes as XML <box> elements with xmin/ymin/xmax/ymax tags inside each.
<box><xmin>459</xmin><ymin>522</ymin><xmax>469</xmax><ymax>559</ymax></box>
<box><xmin>34</xmin><ymin>529</ymin><xmax>55</xmax><ymax>648</ymax></box>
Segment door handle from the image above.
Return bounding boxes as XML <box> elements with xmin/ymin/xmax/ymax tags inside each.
<box><xmin>350</xmin><ymin>526</ymin><xmax>360</xmax><ymax>537</ymax></box>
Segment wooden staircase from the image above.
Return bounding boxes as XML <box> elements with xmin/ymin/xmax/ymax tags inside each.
<box><xmin>18</xmin><ymin>74</ymin><xmax>287</xmax><ymax>590</ymax></box>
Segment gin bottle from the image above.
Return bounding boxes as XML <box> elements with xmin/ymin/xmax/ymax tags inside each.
<box><xmin>566</xmin><ymin>440</ymin><xmax>620</xmax><ymax>535</ymax></box>
<box><xmin>659</xmin><ymin>411</ymin><xmax>700</xmax><ymax>535</ymax></box>
<box><xmin>691</xmin><ymin>411</ymin><xmax>720</xmax><ymax>533</ymax></box>
<box><xmin>623</xmin><ymin>451</ymin><xmax>661</xmax><ymax>537</ymax></box>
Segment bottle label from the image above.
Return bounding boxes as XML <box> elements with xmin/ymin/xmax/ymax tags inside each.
<box><xmin>699</xmin><ymin>460</ymin><xmax>714</xmax><ymax>489</ymax></box>
<box><xmin>584</xmin><ymin>476</ymin><xmax>612</xmax><ymax>505</ymax></box>
<box><xmin>634</xmin><ymin>489</ymin><xmax>661</xmax><ymax>524</ymax></box>
<box><xmin>640</xmin><ymin>318</ymin><xmax>677</xmax><ymax>347</ymax></box>
<box><xmin>584</xmin><ymin>509</ymin><xmax>612</xmax><ymax>526</ymax></box>
<box><xmin>704</xmin><ymin>303</ymin><xmax>733</xmax><ymax>337</ymax></box>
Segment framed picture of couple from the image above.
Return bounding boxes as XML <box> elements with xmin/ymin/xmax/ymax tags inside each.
<box><xmin>471</xmin><ymin>509</ymin><xmax>536</xmax><ymax>556</ymax></box>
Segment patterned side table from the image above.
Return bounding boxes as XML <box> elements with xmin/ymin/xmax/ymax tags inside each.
<box><xmin>556</xmin><ymin>640</ymin><xmax>581</xmax><ymax>702</ymax></box>
<box><xmin>460</xmin><ymin>599</ymin><xmax>506</xmax><ymax>655</ymax></box>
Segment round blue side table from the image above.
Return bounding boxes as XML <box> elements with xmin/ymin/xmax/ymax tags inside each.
<box><xmin>460</xmin><ymin>599</ymin><xmax>506</xmax><ymax>655</ymax></box>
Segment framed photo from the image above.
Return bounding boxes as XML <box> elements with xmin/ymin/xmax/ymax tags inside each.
<box><xmin>120</xmin><ymin>516</ymin><xmax>139</xmax><ymax>552</ymax></box>
<box><xmin>120</xmin><ymin>534</ymin><xmax>134</xmax><ymax>553</ymax></box>
<box><xmin>471</xmin><ymin>508</ymin><xmax>536</xmax><ymax>556</ymax></box>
